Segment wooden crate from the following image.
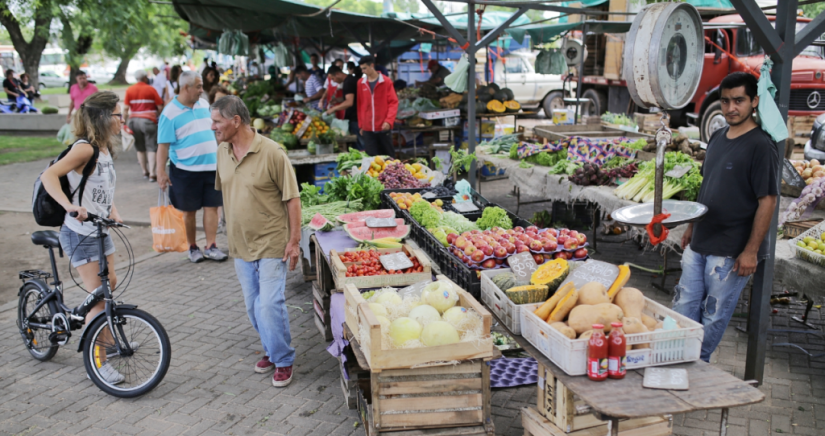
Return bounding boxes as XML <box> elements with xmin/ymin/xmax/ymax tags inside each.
<box><xmin>340</xmin><ymin>345</ymin><xmax>370</xmax><ymax>409</ymax></box>
<box><xmin>784</xmin><ymin>219</ymin><xmax>824</xmax><ymax>239</ymax></box>
<box><xmin>355</xmin><ymin>359</ymin><xmax>494</xmax><ymax>435</ymax></box>
<box><xmin>343</xmin><ymin>276</ymin><xmax>495</xmax><ymax>370</ymax></box>
<box><xmin>789</xmin><ymin>115</ymin><xmax>817</xmax><ymax>138</ymax></box>
<box><xmin>603</xmin><ymin>40</ymin><xmax>623</xmax><ymax>80</ymax></box>
<box><xmin>312</xmin><ymin>281</ymin><xmax>333</xmax><ymax>342</ymax></box>
<box><xmin>522</xmin><ymin>407</ymin><xmax>671</xmax><ymax>436</ymax></box>
<box><xmin>313</xmin><ymin>235</ymin><xmax>336</xmax><ymax>295</ymax></box>
<box><xmin>634</xmin><ymin>113</ymin><xmax>669</xmax><ymax>134</ymax></box>
<box><xmin>330</xmin><ymin>245</ymin><xmax>432</xmax><ymax>291</ymax></box>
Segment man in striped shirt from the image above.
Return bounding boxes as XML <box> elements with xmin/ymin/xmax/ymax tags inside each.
<box><xmin>124</xmin><ymin>69</ymin><xmax>164</xmax><ymax>181</ymax></box>
<box><xmin>157</xmin><ymin>71</ymin><xmax>228</xmax><ymax>263</ymax></box>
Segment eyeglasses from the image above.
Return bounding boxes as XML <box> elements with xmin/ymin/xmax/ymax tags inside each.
<box><xmin>112</xmin><ymin>113</ymin><xmax>123</xmax><ymax>121</ymax></box>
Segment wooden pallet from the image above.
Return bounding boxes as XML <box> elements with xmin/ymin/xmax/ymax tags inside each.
<box><xmin>522</xmin><ymin>407</ymin><xmax>672</xmax><ymax>436</ymax></box>
<box><xmin>312</xmin><ymin>281</ymin><xmax>333</xmax><ymax>342</ymax></box>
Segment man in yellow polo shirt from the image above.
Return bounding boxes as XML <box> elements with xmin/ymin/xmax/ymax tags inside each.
<box><xmin>211</xmin><ymin>95</ymin><xmax>301</xmax><ymax>388</ymax></box>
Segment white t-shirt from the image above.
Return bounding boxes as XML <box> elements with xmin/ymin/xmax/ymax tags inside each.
<box><xmin>152</xmin><ymin>74</ymin><xmax>168</xmax><ymax>102</ymax></box>
<box><xmin>64</xmin><ymin>142</ymin><xmax>116</xmax><ymax>236</ymax></box>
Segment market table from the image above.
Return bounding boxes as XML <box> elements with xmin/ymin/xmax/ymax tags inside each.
<box><xmin>491</xmin><ymin>311</ymin><xmax>765</xmax><ymax>436</ymax></box>
<box><xmin>287</xmin><ymin>150</ymin><xmax>343</xmax><ymax>166</ymax></box>
<box><xmin>464</xmin><ymin>110</ymin><xmax>541</xmax><ymax>132</ymax></box>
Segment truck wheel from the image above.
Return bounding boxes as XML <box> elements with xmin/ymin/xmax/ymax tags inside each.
<box><xmin>700</xmin><ymin>100</ymin><xmax>727</xmax><ymax>142</ymax></box>
<box><xmin>542</xmin><ymin>91</ymin><xmax>565</xmax><ymax>118</ymax></box>
<box><xmin>582</xmin><ymin>89</ymin><xmax>607</xmax><ymax>116</ymax></box>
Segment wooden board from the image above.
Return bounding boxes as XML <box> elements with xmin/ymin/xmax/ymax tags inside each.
<box><xmin>313</xmin><ymin>235</ymin><xmax>336</xmax><ymax>295</ymax></box>
<box><xmin>489</xmin><ymin>311</ymin><xmax>764</xmax><ymax>419</ymax></box>
<box><xmin>354</xmin><ymin>276</ymin><xmax>495</xmax><ymax>370</ymax></box>
<box><xmin>522</xmin><ymin>407</ymin><xmax>672</xmax><ymax>436</ymax></box>
<box><xmin>537</xmin><ymin>362</ymin><xmax>604</xmax><ymax>432</ymax></box>
<box><xmin>330</xmin><ymin>245</ymin><xmax>432</xmax><ymax>291</ymax></box>
<box><xmin>784</xmin><ymin>219</ymin><xmax>823</xmax><ymax>239</ymax></box>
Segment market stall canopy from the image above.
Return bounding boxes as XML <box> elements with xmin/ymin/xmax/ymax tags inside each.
<box><xmin>506</xmin><ymin>20</ymin><xmax>631</xmax><ymax>45</ymax></box>
<box><xmin>390</xmin><ymin>11</ymin><xmax>531</xmax><ymax>32</ymax></box>
<box><xmin>173</xmin><ymin>0</ymin><xmax>425</xmax><ymax>49</ymax></box>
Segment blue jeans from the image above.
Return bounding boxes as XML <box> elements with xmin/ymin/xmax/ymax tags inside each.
<box><xmin>234</xmin><ymin>258</ymin><xmax>295</xmax><ymax>367</ymax></box>
<box><xmin>349</xmin><ymin>120</ymin><xmax>364</xmax><ymax>151</ymax></box>
<box><xmin>672</xmin><ymin>246</ymin><xmax>753</xmax><ymax>362</ymax></box>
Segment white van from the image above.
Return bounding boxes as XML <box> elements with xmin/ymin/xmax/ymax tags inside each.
<box><xmin>493</xmin><ymin>52</ymin><xmax>572</xmax><ymax>116</ymax></box>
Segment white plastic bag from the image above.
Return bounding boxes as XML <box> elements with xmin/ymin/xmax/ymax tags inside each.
<box><xmin>444</xmin><ymin>54</ymin><xmax>469</xmax><ymax>93</ymax></box>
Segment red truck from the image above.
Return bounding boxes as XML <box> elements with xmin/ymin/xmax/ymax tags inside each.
<box><xmin>579</xmin><ymin>14</ymin><xmax>825</xmax><ymax>142</ymax></box>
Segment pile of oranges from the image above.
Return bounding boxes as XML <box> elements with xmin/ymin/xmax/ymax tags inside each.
<box><xmin>388</xmin><ymin>192</ymin><xmax>444</xmax><ymax>211</ymax></box>
<box><xmin>293</xmin><ymin>119</ymin><xmax>330</xmax><ymax>139</ymax></box>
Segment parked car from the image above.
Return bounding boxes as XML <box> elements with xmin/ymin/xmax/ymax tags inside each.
<box><xmin>38</xmin><ymin>71</ymin><xmax>68</xmax><ymax>88</ymax></box>
<box><xmin>493</xmin><ymin>52</ymin><xmax>571</xmax><ymax>116</ymax></box>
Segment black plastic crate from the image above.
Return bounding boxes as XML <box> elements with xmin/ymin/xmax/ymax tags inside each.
<box><xmin>403</xmin><ymin>202</ymin><xmax>534</xmax><ymax>300</ymax></box>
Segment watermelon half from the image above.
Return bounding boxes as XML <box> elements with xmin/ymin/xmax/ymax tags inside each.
<box><xmin>308</xmin><ymin>213</ymin><xmax>334</xmax><ymax>231</ymax></box>
<box><xmin>345</xmin><ymin>225</ymin><xmax>410</xmax><ymax>242</ymax></box>
<box><xmin>344</xmin><ymin>218</ymin><xmax>405</xmax><ymax>231</ymax></box>
<box><xmin>336</xmin><ymin>209</ymin><xmax>396</xmax><ymax>224</ymax></box>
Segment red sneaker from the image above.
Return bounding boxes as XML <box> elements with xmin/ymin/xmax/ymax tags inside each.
<box><xmin>272</xmin><ymin>366</ymin><xmax>293</xmax><ymax>387</ymax></box>
<box><xmin>254</xmin><ymin>356</ymin><xmax>275</xmax><ymax>374</ymax></box>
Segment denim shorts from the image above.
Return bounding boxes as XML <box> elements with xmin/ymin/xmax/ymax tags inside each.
<box><xmin>59</xmin><ymin>226</ymin><xmax>116</xmax><ymax>268</ymax></box>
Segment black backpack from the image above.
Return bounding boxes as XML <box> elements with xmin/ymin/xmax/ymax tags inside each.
<box><xmin>32</xmin><ymin>139</ymin><xmax>100</xmax><ymax>227</ymax></box>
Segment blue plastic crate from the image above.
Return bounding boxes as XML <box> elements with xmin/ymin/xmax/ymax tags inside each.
<box><xmin>480</xmin><ymin>161</ymin><xmax>506</xmax><ymax>177</ymax></box>
<box><xmin>314</xmin><ymin>162</ymin><xmax>339</xmax><ymax>181</ymax></box>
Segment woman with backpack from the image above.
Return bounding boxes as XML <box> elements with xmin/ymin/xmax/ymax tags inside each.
<box><xmin>39</xmin><ymin>91</ymin><xmax>126</xmax><ymax>384</ymax></box>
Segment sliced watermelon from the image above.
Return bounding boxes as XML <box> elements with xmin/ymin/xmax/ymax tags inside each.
<box><xmin>308</xmin><ymin>213</ymin><xmax>334</xmax><ymax>231</ymax></box>
<box><xmin>336</xmin><ymin>209</ymin><xmax>396</xmax><ymax>224</ymax></box>
<box><xmin>344</xmin><ymin>218</ymin><xmax>405</xmax><ymax>231</ymax></box>
<box><xmin>345</xmin><ymin>224</ymin><xmax>410</xmax><ymax>242</ymax></box>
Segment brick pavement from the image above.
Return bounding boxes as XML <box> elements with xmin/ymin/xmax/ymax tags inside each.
<box><xmin>0</xmin><ymin>178</ymin><xmax>823</xmax><ymax>436</ymax></box>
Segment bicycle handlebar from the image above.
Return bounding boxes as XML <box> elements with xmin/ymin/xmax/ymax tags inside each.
<box><xmin>68</xmin><ymin>211</ymin><xmax>129</xmax><ymax>228</ymax></box>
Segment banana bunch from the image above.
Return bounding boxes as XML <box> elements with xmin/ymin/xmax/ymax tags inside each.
<box><xmin>359</xmin><ymin>237</ymin><xmax>403</xmax><ymax>249</ymax></box>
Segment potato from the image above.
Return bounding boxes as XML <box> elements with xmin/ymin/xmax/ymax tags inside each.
<box><xmin>567</xmin><ymin>303</ymin><xmax>624</xmax><ymax>334</ymax></box>
<box><xmin>550</xmin><ymin>322</ymin><xmax>576</xmax><ymax>339</ymax></box>
<box><xmin>614</xmin><ymin>287</ymin><xmax>645</xmax><ymax>319</ymax></box>
<box><xmin>577</xmin><ymin>282</ymin><xmax>610</xmax><ymax>306</ymax></box>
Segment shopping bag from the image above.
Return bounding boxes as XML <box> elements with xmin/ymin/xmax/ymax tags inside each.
<box><xmin>757</xmin><ymin>57</ymin><xmax>789</xmax><ymax>142</ymax></box>
<box><xmin>150</xmin><ymin>189</ymin><xmax>188</xmax><ymax>252</ymax></box>
<box><xmin>121</xmin><ymin>125</ymin><xmax>134</xmax><ymax>152</ymax></box>
<box><xmin>444</xmin><ymin>54</ymin><xmax>469</xmax><ymax>93</ymax></box>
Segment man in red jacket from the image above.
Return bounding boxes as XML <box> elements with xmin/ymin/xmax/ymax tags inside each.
<box><xmin>357</xmin><ymin>56</ymin><xmax>398</xmax><ymax>158</ymax></box>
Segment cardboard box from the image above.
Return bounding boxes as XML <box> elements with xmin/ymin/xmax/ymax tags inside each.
<box><xmin>419</xmin><ymin>108</ymin><xmax>461</xmax><ymax>120</ymax></box>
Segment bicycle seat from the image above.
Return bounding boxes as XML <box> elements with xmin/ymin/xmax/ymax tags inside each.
<box><xmin>31</xmin><ymin>230</ymin><xmax>60</xmax><ymax>248</ymax></box>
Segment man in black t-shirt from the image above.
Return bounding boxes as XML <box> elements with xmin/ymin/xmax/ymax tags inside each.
<box><xmin>415</xmin><ymin>60</ymin><xmax>451</xmax><ymax>87</ymax></box>
<box><xmin>3</xmin><ymin>69</ymin><xmax>22</xmax><ymax>102</ymax></box>
<box><xmin>324</xmin><ymin>66</ymin><xmax>362</xmax><ymax>150</ymax></box>
<box><xmin>674</xmin><ymin>72</ymin><xmax>779</xmax><ymax>362</ymax></box>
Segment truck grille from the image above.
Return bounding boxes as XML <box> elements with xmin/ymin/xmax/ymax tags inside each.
<box><xmin>790</xmin><ymin>89</ymin><xmax>825</xmax><ymax>111</ymax></box>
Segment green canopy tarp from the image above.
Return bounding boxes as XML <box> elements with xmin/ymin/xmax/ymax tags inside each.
<box><xmin>505</xmin><ymin>21</ymin><xmax>632</xmax><ymax>45</ymax></box>
<box><xmin>393</xmin><ymin>11</ymin><xmax>531</xmax><ymax>31</ymax></box>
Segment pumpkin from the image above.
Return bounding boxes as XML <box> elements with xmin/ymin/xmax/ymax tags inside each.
<box><xmin>504</xmin><ymin>100</ymin><xmax>521</xmax><ymax>113</ymax></box>
<box><xmin>492</xmin><ymin>272</ymin><xmax>517</xmax><ymax>292</ymax></box>
<box><xmin>487</xmin><ymin>100</ymin><xmax>506</xmax><ymax>114</ymax></box>
<box><xmin>506</xmin><ymin>284</ymin><xmax>549</xmax><ymax>304</ymax></box>
<box><xmin>607</xmin><ymin>265</ymin><xmax>631</xmax><ymax>301</ymax></box>
<box><xmin>531</xmin><ymin>258</ymin><xmax>569</xmax><ymax>291</ymax></box>
<box><xmin>501</xmin><ymin>88</ymin><xmax>515</xmax><ymax>101</ymax></box>
<box><xmin>493</xmin><ymin>90</ymin><xmax>509</xmax><ymax>102</ymax></box>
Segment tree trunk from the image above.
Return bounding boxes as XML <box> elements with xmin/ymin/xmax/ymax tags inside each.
<box><xmin>0</xmin><ymin>1</ymin><xmax>54</xmax><ymax>90</ymax></box>
<box><xmin>109</xmin><ymin>49</ymin><xmax>137</xmax><ymax>85</ymax></box>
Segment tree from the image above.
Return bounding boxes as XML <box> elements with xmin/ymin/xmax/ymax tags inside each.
<box><xmin>58</xmin><ymin>2</ymin><xmax>95</xmax><ymax>87</ymax></box>
<box><xmin>97</xmin><ymin>1</ymin><xmax>188</xmax><ymax>85</ymax></box>
<box><xmin>0</xmin><ymin>0</ymin><xmax>57</xmax><ymax>89</ymax></box>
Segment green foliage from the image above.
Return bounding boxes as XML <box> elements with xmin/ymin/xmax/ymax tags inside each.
<box><xmin>449</xmin><ymin>146</ymin><xmax>477</xmax><ymax>175</ymax></box>
<box><xmin>300</xmin><ymin>182</ymin><xmax>328</xmax><ymax>206</ymax></box>
<box><xmin>409</xmin><ymin>200</ymin><xmax>442</xmax><ymax>229</ymax></box>
<box><xmin>323</xmin><ymin>174</ymin><xmax>385</xmax><ymax>210</ymax></box>
<box><xmin>524</xmin><ymin>150</ymin><xmax>565</xmax><ymax>167</ymax></box>
<box><xmin>476</xmin><ymin>206</ymin><xmax>513</xmax><ymax>230</ymax></box>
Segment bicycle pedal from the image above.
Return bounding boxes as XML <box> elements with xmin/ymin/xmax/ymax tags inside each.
<box><xmin>49</xmin><ymin>331</ymin><xmax>70</xmax><ymax>346</ymax></box>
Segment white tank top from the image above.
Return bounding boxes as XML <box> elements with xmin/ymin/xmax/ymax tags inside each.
<box><xmin>63</xmin><ymin>142</ymin><xmax>116</xmax><ymax>236</ymax></box>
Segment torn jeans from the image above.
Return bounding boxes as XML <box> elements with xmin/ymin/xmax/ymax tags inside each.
<box><xmin>672</xmin><ymin>246</ymin><xmax>753</xmax><ymax>362</ymax></box>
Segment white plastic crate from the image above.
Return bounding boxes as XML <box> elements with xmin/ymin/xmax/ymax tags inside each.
<box><xmin>788</xmin><ymin>221</ymin><xmax>825</xmax><ymax>268</ymax></box>
<box><xmin>480</xmin><ymin>268</ymin><xmax>534</xmax><ymax>335</ymax></box>
<box><xmin>520</xmin><ymin>297</ymin><xmax>704</xmax><ymax>376</ymax></box>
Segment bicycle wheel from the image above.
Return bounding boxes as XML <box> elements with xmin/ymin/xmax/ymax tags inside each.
<box><xmin>17</xmin><ymin>284</ymin><xmax>58</xmax><ymax>361</ymax></box>
<box><xmin>82</xmin><ymin>308</ymin><xmax>171</xmax><ymax>398</ymax></box>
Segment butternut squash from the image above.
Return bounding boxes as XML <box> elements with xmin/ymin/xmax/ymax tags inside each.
<box><xmin>568</xmin><ymin>303</ymin><xmax>624</xmax><ymax>334</ymax></box>
<box><xmin>533</xmin><ymin>282</ymin><xmax>574</xmax><ymax>320</ymax></box>
<box><xmin>622</xmin><ymin>317</ymin><xmax>648</xmax><ymax>335</ymax></box>
<box><xmin>641</xmin><ymin>314</ymin><xmax>658</xmax><ymax>330</ymax></box>
<box><xmin>577</xmin><ymin>282</ymin><xmax>610</xmax><ymax>305</ymax></box>
<box><xmin>607</xmin><ymin>265</ymin><xmax>631</xmax><ymax>301</ymax></box>
<box><xmin>549</xmin><ymin>322</ymin><xmax>576</xmax><ymax>339</ymax></box>
<box><xmin>578</xmin><ymin>330</ymin><xmax>593</xmax><ymax>341</ymax></box>
<box><xmin>614</xmin><ymin>287</ymin><xmax>645</xmax><ymax>319</ymax></box>
<box><xmin>547</xmin><ymin>286</ymin><xmax>578</xmax><ymax>323</ymax></box>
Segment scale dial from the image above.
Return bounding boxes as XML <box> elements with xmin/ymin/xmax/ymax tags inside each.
<box><xmin>624</xmin><ymin>2</ymin><xmax>704</xmax><ymax>110</ymax></box>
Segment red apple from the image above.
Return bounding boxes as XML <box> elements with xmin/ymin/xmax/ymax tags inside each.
<box><xmin>569</xmin><ymin>230</ymin><xmax>579</xmax><ymax>238</ymax></box>
<box><xmin>518</xmin><ymin>234</ymin><xmax>531</xmax><ymax>244</ymax></box>
<box><xmin>446</xmin><ymin>233</ymin><xmax>458</xmax><ymax>245</ymax></box>
<box><xmin>455</xmin><ymin>236</ymin><xmax>468</xmax><ymax>249</ymax></box>
<box><xmin>542</xmin><ymin>253</ymin><xmax>553</xmax><ymax>260</ymax></box>
<box><xmin>560</xmin><ymin>228</ymin><xmax>570</xmax><ymax>235</ymax></box>
<box><xmin>482</xmin><ymin>246</ymin><xmax>494</xmax><ymax>257</ymax></box>
<box><xmin>514</xmin><ymin>226</ymin><xmax>524</xmax><ymax>233</ymax></box>
<box><xmin>526</xmin><ymin>231</ymin><xmax>538</xmax><ymax>239</ymax></box>
<box><xmin>471</xmin><ymin>230</ymin><xmax>481</xmax><ymax>235</ymax></box>
<box><xmin>526</xmin><ymin>226</ymin><xmax>538</xmax><ymax>233</ymax></box>
<box><xmin>576</xmin><ymin>233</ymin><xmax>587</xmax><ymax>245</ymax></box>
<box><xmin>461</xmin><ymin>232</ymin><xmax>472</xmax><ymax>238</ymax></box>
<box><xmin>574</xmin><ymin>248</ymin><xmax>588</xmax><ymax>259</ymax></box>
<box><xmin>517</xmin><ymin>245</ymin><xmax>530</xmax><ymax>253</ymax></box>
<box><xmin>494</xmin><ymin>246</ymin><xmax>507</xmax><ymax>258</ymax></box>
<box><xmin>490</xmin><ymin>226</ymin><xmax>501</xmax><ymax>233</ymax></box>
<box><xmin>543</xmin><ymin>240</ymin><xmax>558</xmax><ymax>252</ymax></box>
<box><xmin>464</xmin><ymin>244</ymin><xmax>477</xmax><ymax>255</ymax></box>
<box><xmin>564</xmin><ymin>239</ymin><xmax>578</xmax><ymax>250</ymax></box>
<box><xmin>471</xmin><ymin>250</ymin><xmax>485</xmax><ymax>263</ymax></box>
<box><xmin>495</xmin><ymin>258</ymin><xmax>505</xmax><ymax>265</ymax></box>
<box><xmin>505</xmin><ymin>243</ymin><xmax>516</xmax><ymax>254</ymax></box>
<box><xmin>565</xmin><ymin>251</ymin><xmax>574</xmax><ymax>260</ymax></box>
<box><xmin>546</xmin><ymin>228</ymin><xmax>558</xmax><ymax>237</ymax></box>
<box><xmin>507</xmin><ymin>236</ymin><xmax>516</xmax><ymax>244</ymax></box>
<box><xmin>533</xmin><ymin>253</ymin><xmax>545</xmax><ymax>264</ymax></box>
<box><xmin>529</xmin><ymin>239</ymin><xmax>544</xmax><ymax>251</ymax></box>
<box><xmin>558</xmin><ymin>235</ymin><xmax>569</xmax><ymax>244</ymax></box>
<box><xmin>482</xmin><ymin>258</ymin><xmax>497</xmax><ymax>269</ymax></box>
<box><xmin>554</xmin><ymin>252</ymin><xmax>566</xmax><ymax>259</ymax></box>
